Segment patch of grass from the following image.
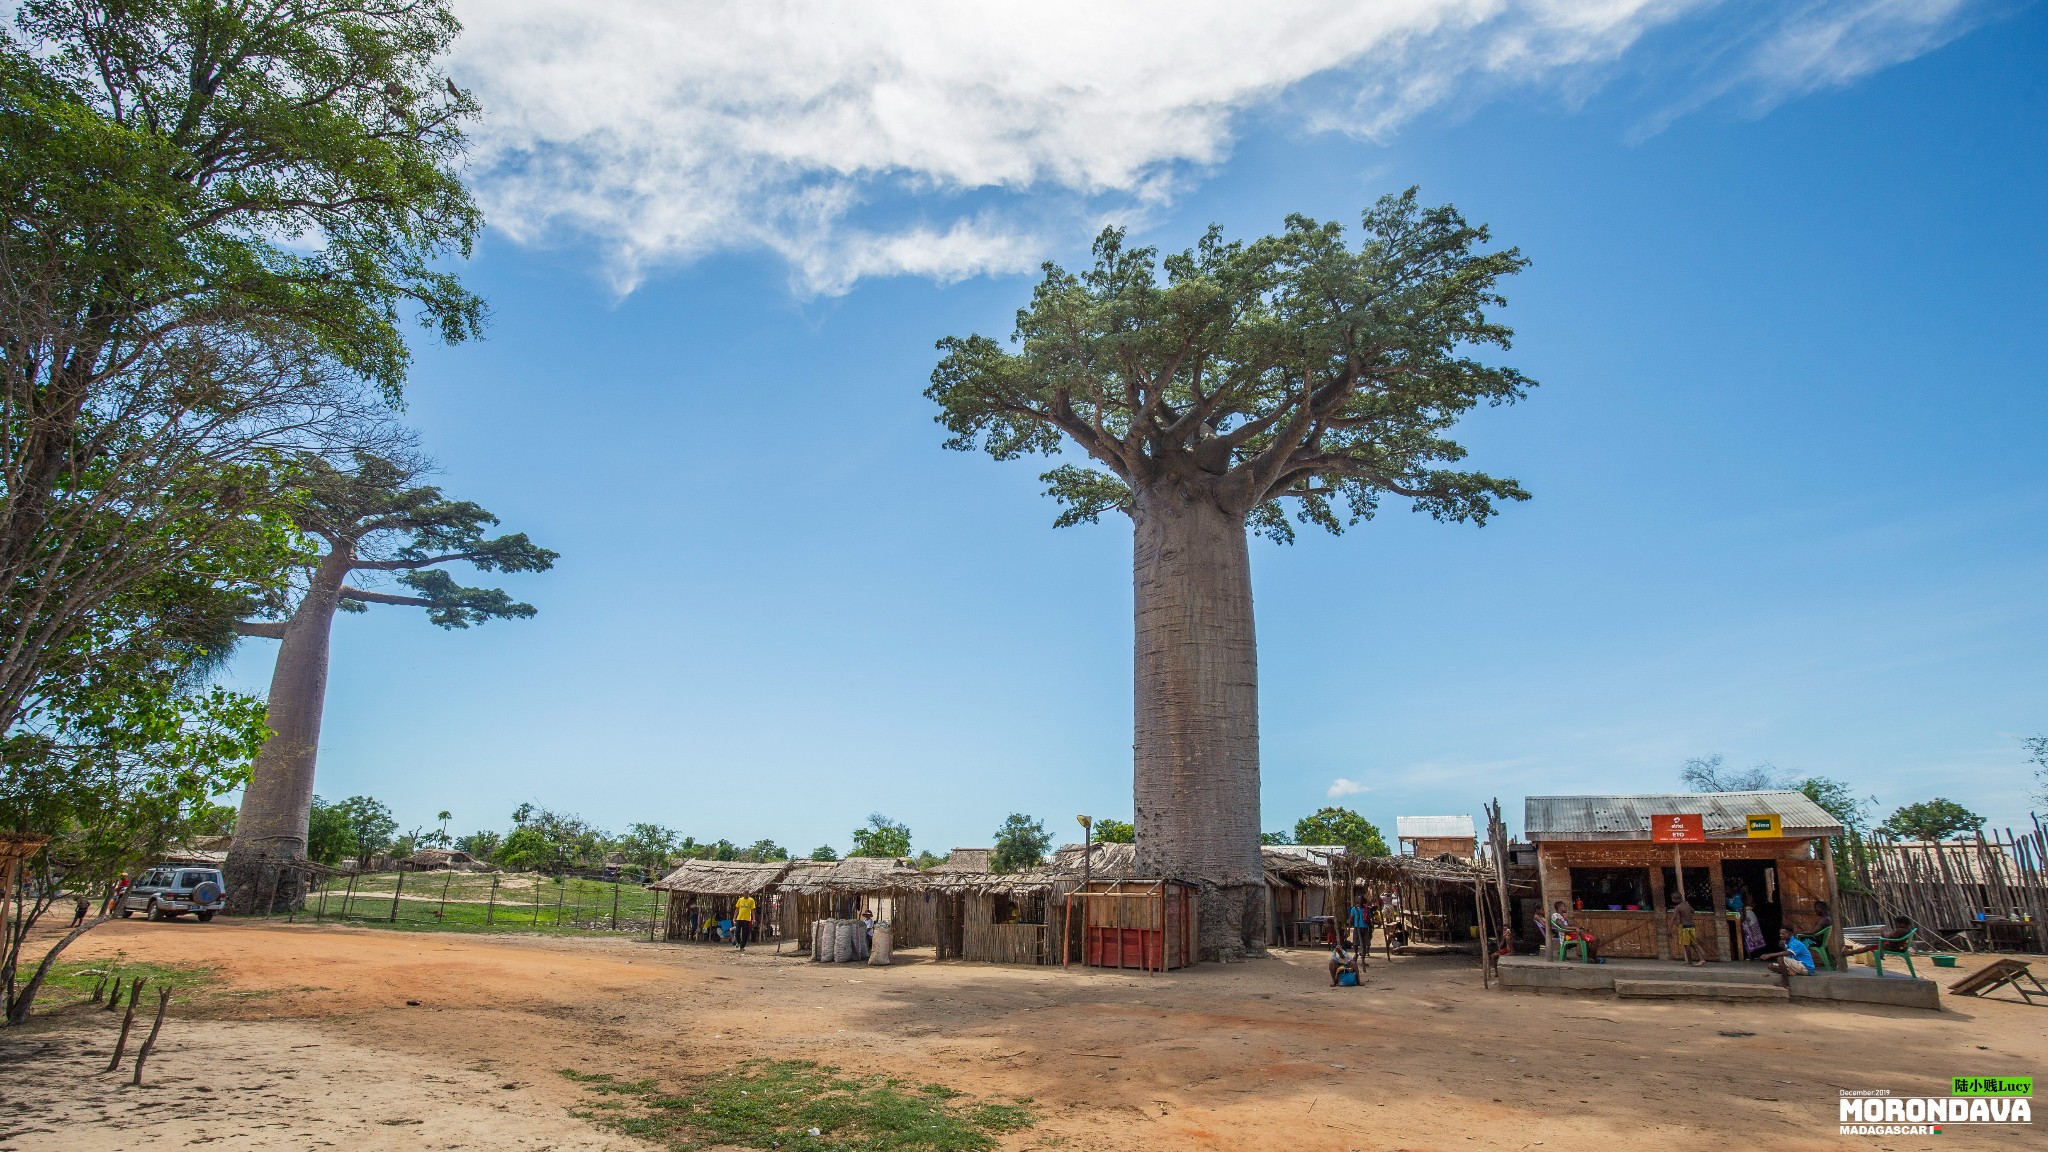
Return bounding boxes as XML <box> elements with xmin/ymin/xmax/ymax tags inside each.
<box><xmin>559</xmin><ymin>1060</ymin><xmax>1035</xmax><ymax>1152</ymax></box>
<box><xmin>38</xmin><ymin>952</ymin><xmax>225</xmax><ymax>1006</ymax></box>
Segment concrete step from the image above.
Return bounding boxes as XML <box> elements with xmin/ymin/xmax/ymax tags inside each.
<box><xmin>1614</xmin><ymin>979</ymin><xmax>1789</xmax><ymax>1001</ymax></box>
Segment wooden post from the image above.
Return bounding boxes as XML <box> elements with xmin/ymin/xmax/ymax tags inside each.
<box><xmin>105</xmin><ymin>978</ymin><xmax>146</xmax><ymax>1071</ymax></box>
<box><xmin>340</xmin><ymin>872</ymin><xmax>356</xmax><ymax>918</ymax></box>
<box><xmin>437</xmin><ymin>871</ymin><xmax>453</xmax><ymax>922</ymax></box>
<box><xmin>486</xmin><ymin>873</ymin><xmax>498</xmax><ymax>925</ymax></box>
<box><xmin>1473</xmin><ymin>873</ymin><xmax>1490</xmax><ymax>986</ymax></box>
<box><xmin>610</xmin><ymin>878</ymin><xmax>621</xmax><ymax>931</ymax></box>
<box><xmin>1820</xmin><ymin>835</ymin><xmax>1844</xmax><ymax>970</ymax></box>
<box><xmin>1651</xmin><ymin>847</ymin><xmax>1670</xmax><ymax>961</ymax></box>
<box><xmin>1706</xmin><ymin>856</ymin><xmax>1729</xmax><ymax>962</ymax></box>
<box><xmin>131</xmin><ymin>986</ymin><xmax>172</xmax><ymax>1085</ymax></box>
<box><xmin>555</xmin><ymin>880</ymin><xmax>566</xmax><ymax>928</ymax></box>
<box><xmin>388</xmin><ymin>867</ymin><xmax>406</xmax><ymax>923</ymax></box>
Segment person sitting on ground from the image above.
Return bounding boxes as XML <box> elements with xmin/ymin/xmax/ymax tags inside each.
<box><xmin>1493</xmin><ymin>927</ymin><xmax>1518</xmax><ymax>960</ymax></box>
<box><xmin>1668</xmin><ymin>891</ymin><xmax>1705</xmax><ymax>966</ymax></box>
<box><xmin>1328</xmin><ymin>938</ymin><xmax>1361</xmax><ymax>986</ymax></box>
<box><xmin>1757</xmin><ymin>927</ymin><xmax>1816</xmax><ymax>981</ymax></box>
<box><xmin>1549</xmin><ymin>901</ymin><xmax>1603</xmax><ymax>962</ymax></box>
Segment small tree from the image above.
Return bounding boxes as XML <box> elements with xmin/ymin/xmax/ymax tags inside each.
<box><xmin>738</xmin><ymin>839</ymin><xmax>789</xmax><ymax>863</ymax></box>
<box><xmin>455</xmin><ymin>829</ymin><xmax>502</xmax><ymax>863</ymax></box>
<box><xmin>1092</xmin><ymin>818</ymin><xmax>1134</xmax><ymax>844</ymax></box>
<box><xmin>619</xmin><ymin>823</ymin><xmax>680</xmax><ymax>876</ymax></box>
<box><xmin>850</xmin><ymin>814</ymin><xmax>911</xmax><ymax>858</ymax></box>
<box><xmin>1259</xmin><ymin>830</ymin><xmax>1295</xmax><ymax>845</ymax></box>
<box><xmin>990</xmin><ymin>814</ymin><xmax>1053</xmax><ymax>873</ymax></box>
<box><xmin>1880</xmin><ymin>799</ymin><xmax>1985</xmax><ymax>842</ymax></box>
<box><xmin>333</xmin><ymin>796</ymin><xmax>397</xmax><ymax>869</ymax></box>
<box><xmin>304</xmin><ymin>797</ymin><xmax>352</xmax><ymax>866</ymax></box>
<box><xmin>1292</xmin><ymin>808</ymin><xmax>1388</xmax><ymax>856</ymax></box>
<box><xmin>226</xmin><ymin>454</ymin><xmax>554</xmax><ymax>907</ymax></box>
<box><xmin>810</xmin><ymin>845</ymin><xmax>840</xmax><ymax>862</ymax></box>
<box><xmin>1679</xmin><ymin>754</ymin><xmax>1795</xmax><ymax>793</ymax></box>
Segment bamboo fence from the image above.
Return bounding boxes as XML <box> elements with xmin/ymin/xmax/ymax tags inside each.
<box><xmin>1841</xmin><ymin>817</ymin><xmax>2047</xmax><ymax>953</ymax></box>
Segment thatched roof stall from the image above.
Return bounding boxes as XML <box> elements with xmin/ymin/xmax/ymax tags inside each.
<box><xmin>651</xmin><ymin>860</ymin><xmax>792</xmax><ymax>943</ymax></box>
<box><xmin>1346</xmin><ymin>851</ymin><xmax>1498</xmax><ymax>952</ymax></box>
<box><xmin>777</xmin><ymin>857</ymin><xmax>933</xmax><ymax>951</ymax></box>
<box><xmin>1261</xmin><ymin>845</ymin><xmax>1345</xmax><ymax>947</ymax></box>
<box><xmin>925</xmin><ymin>843</ymin><xmax>1201</xmax><ymax>969</ymax></box>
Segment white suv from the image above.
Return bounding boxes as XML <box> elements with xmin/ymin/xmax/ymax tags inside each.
<box><xmin>121</xmin><ymin>866</ymin><xmax>227</xmax><ymax>922</ymax></box>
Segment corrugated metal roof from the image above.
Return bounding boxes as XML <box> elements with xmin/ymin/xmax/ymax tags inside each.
<box><xmin>1396</xmin><ymin>816</ymin><xmax>1476</xmax><ymax>840</ymax></box>
<box><xmin>1523</xmin><ymin>791</ymin><xmax>1841</xmax><ymax>841</ymax></box>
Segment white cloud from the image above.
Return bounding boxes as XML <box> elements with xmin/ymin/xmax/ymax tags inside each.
<box><xmin>1328</xmin><ymin>778</ymin><xmax>1371</xmax><ymax>799</ymax></box>
<box><xmin>451</xmin><ymin>1</ymin><xmax>1991</xmax><ymax>294</ymax></box>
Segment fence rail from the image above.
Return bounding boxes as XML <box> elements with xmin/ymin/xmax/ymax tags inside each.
<box><xmin>243</xmin><ymin>866</ymin><xmax>663</xmax><ymax>936</ymax></box>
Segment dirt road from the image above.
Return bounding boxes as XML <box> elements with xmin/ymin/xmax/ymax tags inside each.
<box><xmin>5</xmin><ymin>921</ymin><xmax>2041</xmax><ymax>1151</ymax></box>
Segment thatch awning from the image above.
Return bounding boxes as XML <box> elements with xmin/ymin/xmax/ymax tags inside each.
<box><xmin>928</xmin><ymin>848</ymin><xmax>991</xmax><ymax>873</ymax></box>
<box><xmin>777</xmin><ymin>855</ymin><xmax>921</xmax><ymax>895</ymax></box>
<box><xmin>649</xmin><ymin>860</ymin><xmax>792</xmax><ymax>895</ymax></box>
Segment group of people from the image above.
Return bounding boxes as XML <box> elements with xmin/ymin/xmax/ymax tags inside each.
<box><xmin>1326</xmin><ymin>896</ymin><xmax>1409</xmax><ymax>987</ymax></box>
<box><xmin>1547</xmin><ymin>891</ymin><xmax>1915</xmax><ymax>983</ymax></box>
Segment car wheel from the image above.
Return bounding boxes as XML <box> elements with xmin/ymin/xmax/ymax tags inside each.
<box><xmin>118</xmin><ymin>908</ymin><xmax>133</xmax><ymax>918</ymax></box>
<box><xmin>196</xmin><ymin>911</ymin><xmax>215</xmax><ymax>923</ymax></box>
<box><xmin>146</xmin><ymin>902</ymin><xmax>163</xmax><ymax>921</ymax></box>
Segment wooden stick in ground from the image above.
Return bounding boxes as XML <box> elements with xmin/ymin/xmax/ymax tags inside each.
<box><xmin>131</xmin><ymin>986</ymin><xmax>172</xmax><ymax>1085</ymax></box>
<box><xmin>102</xmin><ymin>974</ymin><xmax>122</xmax><ymax>1011</ymax></box>
<box><xmin>104</xmin><ymin>977</ymin><xmax>146</xmax><ymax>1072</ymax></box>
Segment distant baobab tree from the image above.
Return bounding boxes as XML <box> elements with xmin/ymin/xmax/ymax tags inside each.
<box><xmin>928</xmin><ymin>190</ymin><xmax>1534</xmax><ymax>959</ymax></box>
<box><xmin>225</xmin><ymin>455</ymin><xmax>555</xmax><ymax>910</ymax></box>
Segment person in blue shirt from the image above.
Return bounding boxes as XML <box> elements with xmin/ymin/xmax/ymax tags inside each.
<box><xmin>1759</xmin><ymin>927</ymin><xmax>1816</xmax><ymax>981</ymax></box>
<box><xmin>1347</xmin><ymin>900</ymin><xmax>1372</xmax><ymax>952</ymax></box>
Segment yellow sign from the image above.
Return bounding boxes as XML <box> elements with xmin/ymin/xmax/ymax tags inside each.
<box><xmin>1745</xmin><ymin>814</ymin><xmax>1782</xmax><ymax>838</ymax></box>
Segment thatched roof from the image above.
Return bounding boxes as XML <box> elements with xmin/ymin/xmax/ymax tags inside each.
<box><xmin>928</xmin><ymin>848</ymin><xmax>991</xmax><ymax>873</ymax></box>
<box><xmin>649</xmin><ymin>860</ymin><xmax>792</xmax><ymax>895</ymax></box>
<box><xmin>777</xmin><ymin>855</ymin><xmax>921</xmax><ymax>894</ymax></box>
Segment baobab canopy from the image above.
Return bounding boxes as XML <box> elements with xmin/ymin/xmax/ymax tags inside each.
<box><xmin>927</xmin><ymin>189</ymin><xmax>1534</xmax><ymax>960</ymax></box>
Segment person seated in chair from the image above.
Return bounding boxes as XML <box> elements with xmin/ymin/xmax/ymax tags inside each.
<box><xmin>1549</xmin><ymin>901</ymin><xmax>1603</xmax><ymax>962</ymax></box>
<box><xmin>1841</xmin><ymin>915</ymin><xmax>1915</xmax><ymax>962</ymax></box>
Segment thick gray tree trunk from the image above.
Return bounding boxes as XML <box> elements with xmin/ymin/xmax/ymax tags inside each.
<box><xmin>224</xmin><ymin>551</ymin><xmax>349</xmax><ymax>913</ymax></box>
<box><xmin>1129</xmin><ymin>483</ymin><xmax>1265</xmax><ymax>961</ymax></box>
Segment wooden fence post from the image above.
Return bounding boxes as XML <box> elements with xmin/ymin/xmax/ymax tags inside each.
<box><xmin>131</xmin><ymin>986</ymin><xmax>172</xmax><ymax>1085</ymax></box>
<box><xmin>438</xmin><ymin>871</ymin><xmax>453</xmax><ymax>922</ymax></box>
<box><xmin>105</xmin><ymin>978</ymin><xmax>146</xmax><ymax>1072</ymax></box>
<box><xmin>486</xmin><ymin>874</ymin><xmax>499</xmax><ymax>925</ymax></box>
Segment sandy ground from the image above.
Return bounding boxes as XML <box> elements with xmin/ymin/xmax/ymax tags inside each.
<box><xmin>4</xmin><ymin>920</ymin><xmax>2044</xmax><ymax>1151</ymax></box>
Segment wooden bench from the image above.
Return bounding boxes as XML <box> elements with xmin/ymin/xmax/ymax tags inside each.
<box><xmin>1947</xmin><ymin>958</ymin><xmax>2048</xmax><ymax>1006</ymax></box>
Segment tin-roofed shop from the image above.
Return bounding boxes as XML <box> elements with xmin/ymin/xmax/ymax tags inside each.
<box><xmin>1524</xmin><ymin>791</ymin><xmax>1844</xmax><ymax>964</ymax></box>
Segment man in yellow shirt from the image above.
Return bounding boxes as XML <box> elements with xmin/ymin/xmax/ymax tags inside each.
<box><xmin>733</xmin><ymin>894</ymin><xmax>757</xmax><ymax>952</ymax></box>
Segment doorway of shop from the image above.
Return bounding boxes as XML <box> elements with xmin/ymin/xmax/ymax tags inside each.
<box><xmin>1720</xmin><ymin>859</ymin><xmax>1782</xmax><ymax>959</ymax></box>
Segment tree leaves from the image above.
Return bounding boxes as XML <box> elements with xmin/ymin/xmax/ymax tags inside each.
<box><xmin>928</xmin><ymin>188</ymin><xmax>1534</xmax><ymax>538</ymax></box>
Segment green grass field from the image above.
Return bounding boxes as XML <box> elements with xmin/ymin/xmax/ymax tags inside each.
<box><xmin>284</xmin><ymin>870</ymin><xmax>664</xmax><ymax>936</ymax></box>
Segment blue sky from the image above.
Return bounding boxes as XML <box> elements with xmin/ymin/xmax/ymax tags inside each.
<box><xmin>218</xmin><ymin>2</ymin><xmax>2048</xmax><ymax>852</ymax></box>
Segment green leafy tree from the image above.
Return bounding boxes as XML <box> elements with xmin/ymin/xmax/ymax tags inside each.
<box><xmin>304</xmin><ymin>797</ymin><xmax>353</xmax><ymax>866</ymax></box>
<box><xmin>619</xmin><ymin>823</ymin><xmax>681</xmax><ymax>877</ymax></box>
<box><xmin>1259</xmin><ymin>830</ymin><xmax>1295</xmax><ymax>845</ymax></box>
<box><xmin>333</xmin><ymin>796</ymin><xmax>397</xmax><ymax>869</ymax></box>
<box><xmin>495</xmin><ymin>805</ymin><xmax>606</xmax><ymax>874</ymax></box>
<box><xmin>737</xmin><ymin>839</ymin><xmax>789</xmax><ymax>863</ymax></box>
<box><xmin>990</xmin><ymin>814</ymin><xmax>1053</xmax><ymax>873</ymax></box>
<box><xmin>1292</xmin><ymin>808</ymin><xmax>1389</xmax><ymax>856</ymax></box>
<box><xmin>850</xmin><ymin>814</ymin><xmax>911</xmax><ymax>859</ymax></box>
<box><xmin>1</xmin><ymin>639</ymin><xmax>267</xmax><ymax>1023</ymax></box>
<box><xmin>912</xmin><ymin>850</ymin><xmax>945</xmax><ymax>869</ymax></box>
<box><xmin>810</xmin><ymin>845</ymin><xmax>840</xmax><ymax>862</ymax></box>
<box><xmin>227</xmin><ymin>454</ymin><xmax>554</xmax><ymax>906</ymax></box>
<box><xmin>0</xmin><ymin>0</ymin><xmax>483</xmax><ymax>817</ymax></box>
<box><xmin>455</xmin><ymin>829</ymin><xmax>502</xmax><ymax>862</ymax></box>
<box><xmin>1092</xmin><ymin>818</ymin><xmax>1135</xmax><ymax>844</ymax></box>
<box><xmin>929</xmin><ymin>191</ymin><xmax>1532</xmax><ymax>957</ymax></box>
<box><xmin>1880</xmin><ymin>798</ymin><xmax>1985</xmax><ymax>842</ymax></box>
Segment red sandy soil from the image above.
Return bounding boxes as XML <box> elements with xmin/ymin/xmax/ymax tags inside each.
<box><xmin>4</xmin><ymin>919</ymin><xmax>2043</xmax><ymax>1151</ymax></box>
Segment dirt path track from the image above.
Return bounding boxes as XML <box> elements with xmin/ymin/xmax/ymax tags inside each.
<box><xmin>5</xmin><ymin>921</ymin><xmax>2040</xmax><ymax>1151</ymax></box>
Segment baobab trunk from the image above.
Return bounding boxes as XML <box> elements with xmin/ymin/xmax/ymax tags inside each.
<box><xmin>224</xmin><ymin>552</ymin><xmax>349</xmax><ymax>913</ymax></box>
<box><xmin>1129</xmin><ymin>484</ymin><xmax>1265</xmax><ymax>961</ymax></box>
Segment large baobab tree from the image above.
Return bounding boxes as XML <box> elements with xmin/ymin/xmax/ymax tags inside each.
<box><xmin>225</xmin><ymin>456</ymin><xmax>554</xmax><ymax>910</ymax></box>
<box><xmin>928</xmin><ymin>190</ymin><xmax>1534</xmax><ymax>959</ymax></box>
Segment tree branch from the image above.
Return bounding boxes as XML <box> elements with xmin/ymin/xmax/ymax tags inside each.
<box><xmin>233</xmin><ymin>621</ymin><xmax>288</xmax><ymax>640</ymax></box>
<box><xmin>338</xmin><ymin>585</ymin><xmax>432</xmax><ymax>608</ymax></box>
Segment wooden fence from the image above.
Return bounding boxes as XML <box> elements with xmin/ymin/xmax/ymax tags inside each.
<box><xmin>1839</xmin><ymin>819</ymin><xmax>2047</xmax><ymax>952</ymax></box>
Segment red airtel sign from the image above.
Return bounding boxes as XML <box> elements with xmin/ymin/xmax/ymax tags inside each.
<box><xmin>1650</xmin><ymin>813</ymin><xmax>1706</xmax><ymax>843</ymax></box>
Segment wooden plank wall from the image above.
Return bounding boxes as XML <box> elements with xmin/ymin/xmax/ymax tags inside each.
<box><xmin>1537</xmin><ymin>839</ymin><xmax>1827</xmax><ymax>961</ymax></box>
